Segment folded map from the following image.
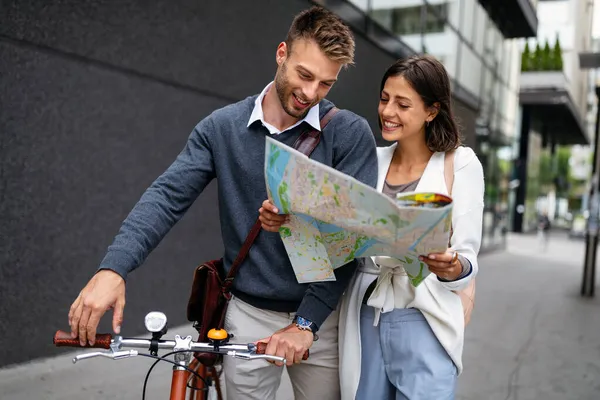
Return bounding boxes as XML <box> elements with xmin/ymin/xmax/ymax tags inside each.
<box><xmin>264</xmin><ymin>137</ymin><xmax>453</xmax><ymax>286</ymax></box>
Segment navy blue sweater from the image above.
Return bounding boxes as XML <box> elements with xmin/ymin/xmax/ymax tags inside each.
<box><xmin>99</xmin><ymin>95</ymin><xmax>378</xmax><ymax>328</ymax></box>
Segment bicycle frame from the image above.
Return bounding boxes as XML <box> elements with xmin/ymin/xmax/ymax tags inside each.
<box><xmin>180</xmin><ymin>359</ymin><xmax>222</xmax><ymax>400</ymax></box>
<box><xmin>170</xmin><ymin>352</ymin><xmax>221</xmax><ymax>400</ymax></box>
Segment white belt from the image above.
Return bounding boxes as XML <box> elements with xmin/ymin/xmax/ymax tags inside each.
<box><xmin>362</xmin><ymin>256</ymin><xmax>414</xmax><ymax>326</ymax></box>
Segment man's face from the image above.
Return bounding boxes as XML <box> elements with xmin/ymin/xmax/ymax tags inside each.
<box><xmin>274</xmin><ymin>39</ymin><xmax>342</xmax><ymax>119</ymax></box>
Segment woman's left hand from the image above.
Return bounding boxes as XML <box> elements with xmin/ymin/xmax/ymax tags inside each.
<box><xmin>419</xmin><ymin>249</ymin><xmax>462</xmax><ymax>281</ymax></box>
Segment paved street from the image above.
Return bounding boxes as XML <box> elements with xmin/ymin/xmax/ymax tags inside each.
<box><xmin>1</xmin><ymin>232</ymin><xmax>599</xmax><ymax>399</ymax></box>
<box><xmin>458</xmin><ymin>232</ymin><xmax>600</xmax><ymax>400</ymax></box>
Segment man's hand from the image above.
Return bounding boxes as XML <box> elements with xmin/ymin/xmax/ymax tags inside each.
<box><xmin>258</xmin><ymin>199</ymin><xmax>288</xmax><ymax>232</ymax></box>
<box><xmin>68</xmin><ymin>270</ymin><xmax>126</xmax><ymax>346</ymax></box>
<box><xmin>419</xmin><ymin>249</ymin><xmax>462</xmax><ymax>281</ymax></box>
<box><xmin>258</xmin><ymin>324</ymin><xmax>314</xmax><ymax>367</ymax></box>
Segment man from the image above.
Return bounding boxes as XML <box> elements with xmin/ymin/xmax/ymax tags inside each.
<box><xmin>68</xmin><ymin>6</ymin><xmax>377</xmax><ymax>399</ymax></box>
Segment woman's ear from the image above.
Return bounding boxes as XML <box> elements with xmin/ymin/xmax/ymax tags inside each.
<box><xmin>427</xmin><ymin>102</ymin><xmax>441</xmax><ymax>122</ymax></box>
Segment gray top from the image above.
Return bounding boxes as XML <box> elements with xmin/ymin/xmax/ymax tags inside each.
<box><xmin>382</xmin><ymin>178</ymin><xmax>420</xmax><ymax>198</ymax></box>
<box><xmin>97</xmin><ymin>95</ymin><xmax>378</xmax><ymax>328</ymax></box>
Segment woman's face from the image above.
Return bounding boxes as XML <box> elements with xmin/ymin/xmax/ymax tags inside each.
<box><xmin>378</xmin><ymin>75</ymin><xmax>432</xmax><ymax>143</ymax></box>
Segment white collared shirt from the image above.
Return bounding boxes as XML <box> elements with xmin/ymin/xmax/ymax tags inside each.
<box><xmin>247</xmin><ymin>82</ymin><xmax>321</xmax><ymax>135</ymax></box>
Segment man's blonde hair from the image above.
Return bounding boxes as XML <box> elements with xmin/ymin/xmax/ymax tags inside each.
<box><xmin>285</xmin><ymin>6</ymin><xmax>355</xmax><ymax>66</ymax></box>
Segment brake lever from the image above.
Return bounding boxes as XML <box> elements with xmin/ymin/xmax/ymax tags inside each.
<box><xmin>227</xmin><ymin>351</ymin><xmax>286</xmax><ymax>364</ymax></box>
<box><xmin>73</xmin><ymin>350</ymin><xmax>138</xmax><ymax>363</ymax></box>
<box><xmin>250</xmin><ymin>354</ymin><xmax>287</xmax><ymax>364</ymax></box>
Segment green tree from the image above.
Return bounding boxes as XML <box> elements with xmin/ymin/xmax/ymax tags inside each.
<box><xmin>555</xmin><ymin>147</ymin><xmax>571</xmax><ymax>197</ymax></box>
<box><xmin>532</xmin><ymin>42</ymin><xmax>543</xmax><ymax>71</ymax></box>
<box><xmin>538</xmin><ymin>147</ymin><xmax>573</xmax><ymax>196</ymax></box>
<box><xmin>521</xmin><ymin>42</ymin><xmax>531</xmax><ymax>71</ymax></box>
<box><xmin>538</xmin><ymin>152</ymin><xmax>553</xmax><ymax>190</ymax></box>
<box><xmin>542</xmin><ymin>40</ymin><xmax>552</xmax><ymax>70</ymax></box>
<box><xmin>553</xmin><ymin>37</ymin><xmax>563</xmax><ymax>71</ymax></box>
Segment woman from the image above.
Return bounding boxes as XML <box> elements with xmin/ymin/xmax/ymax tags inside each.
<box><xmin>260</xmin><ymin>55</ymin><xmax>484</xmax><ymax>399</ymax></box>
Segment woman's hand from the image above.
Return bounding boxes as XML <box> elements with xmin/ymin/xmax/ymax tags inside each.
<box><xmin>258</xmin><ymin>199</ymin><xmax>288</xmax><ymax>232</ymax></box>
<box><xmin>419</xmin><ymin>249</ymin><xmax>462</xmax><ymax>281</ymax></box>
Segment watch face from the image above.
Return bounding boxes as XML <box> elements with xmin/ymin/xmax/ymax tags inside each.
<box><xmin>296</xmin><ymin>316</ymin><xmax>312</xmax><ymax>327</ymax></box>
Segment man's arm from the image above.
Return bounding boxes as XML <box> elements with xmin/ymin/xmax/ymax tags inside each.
<box><xmin>99</xmin><ymin>117</ymin><xmax>217</xmax><ymax>279</ymax></box>
<box><xmin>295</xmin><ymin>117</ymin><xmax>378</xmax><ymax>328</ymax></box>
<box><xmin>69</xmin><ymin>117</ymin><xmax>217</xmax><ymax>345</ymax></box>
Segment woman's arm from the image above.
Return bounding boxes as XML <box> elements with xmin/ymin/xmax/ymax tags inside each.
<box><xmin>438</xmin><ymin>147</ymin><xmax>485</xmax><ymax>291</ymax></box>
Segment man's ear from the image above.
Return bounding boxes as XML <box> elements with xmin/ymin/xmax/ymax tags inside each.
<box><xmin>276</xmin><ymin>42</ymin><xmax>289</xmax><ymax>66</ymax></box>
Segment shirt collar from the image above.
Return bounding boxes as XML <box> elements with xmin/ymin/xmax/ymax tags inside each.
<box><xmin>247</xmin><ymin>82</ymin><xmax>321</xmax><ymax>135</ymax></box>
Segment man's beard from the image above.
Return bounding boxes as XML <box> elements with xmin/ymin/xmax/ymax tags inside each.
<box><xmin>275</xmin><ymin>63</ymin><xmax>310</xmax><ymax>120</ymax></box>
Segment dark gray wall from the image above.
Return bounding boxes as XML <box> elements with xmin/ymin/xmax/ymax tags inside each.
<box><xmin>0</xmin><ymin>0</ymin><xmax>396</xmax><ymax>366</ymax></box>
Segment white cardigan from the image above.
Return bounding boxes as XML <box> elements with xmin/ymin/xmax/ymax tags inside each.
<box><xmin>338</xmin><ymin>144</ymin><xmax>484</xmax><ymax>400</ymax></box>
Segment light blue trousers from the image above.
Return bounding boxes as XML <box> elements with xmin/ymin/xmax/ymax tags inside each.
<box><xmin>356</xmin><ymin>306</ymin><xmax>457</xmax><ymax>400</ymax></box>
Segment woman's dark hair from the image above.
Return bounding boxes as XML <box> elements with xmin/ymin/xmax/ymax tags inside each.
<box><xmin>380</xmin><ymin>55</ymin><xmax>462</xmax><ymax>152</ymax></box>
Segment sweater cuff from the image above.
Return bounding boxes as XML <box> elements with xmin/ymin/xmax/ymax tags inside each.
<box><xmin>295</xmin><ymin>295</ymin><xmax>334</xmax><ymax>332</ymax></box>
<box><xmin>97</xmin><ymin>249</ymin><xmax>137</xmax><ymax>282</ymax></box>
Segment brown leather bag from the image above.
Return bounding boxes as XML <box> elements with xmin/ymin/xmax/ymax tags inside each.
<box><xmin>444</xmin><ymin>150</ymin><xmax>476</xmax><ymax>326</ymax></box>
<box><xmin>187</xmin><ymin>107</ymin><xmax>340</xmax><ymax>366</ymax></box>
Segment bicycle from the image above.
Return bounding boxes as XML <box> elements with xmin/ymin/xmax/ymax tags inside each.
<box><xmin>53</xmin><ymin>311</ymin><xmax>308</xmax><ymax>400</ymax></box>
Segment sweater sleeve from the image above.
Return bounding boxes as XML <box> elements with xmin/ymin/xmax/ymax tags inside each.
<box><xmin>295</xmin><ymin>117</ymin><xmax>378</xmax><ymax>328</ymax></box>
<box><xmin>98</xmin><ymin>118</ymin><xmax>217</xmax><ymax>280</ymax></box>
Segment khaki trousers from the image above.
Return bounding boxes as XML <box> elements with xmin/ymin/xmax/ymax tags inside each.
<box><xmin>222</xmin><ymin>295</ymin><xmax>340</xmax><ymax>400</ymax></box>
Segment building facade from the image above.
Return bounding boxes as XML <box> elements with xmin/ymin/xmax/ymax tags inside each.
<box><xmin>336</xmin><ymin>0</ymin><xmax>537</xmax><ymax>248</ymax></box>
<box><xmin>512</xmin><ymin>0</ymin><xmax>594</xmax><ymax>232</ymax></box>
<box><xmin>1</xmin><ymin>0</ymin><xmax>537</xmax><ymax>366</ymax></box>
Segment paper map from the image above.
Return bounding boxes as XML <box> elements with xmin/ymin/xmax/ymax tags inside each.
<box><xmin>264</xmin><ymin>137</ymin><xmax>453</xmax><ymax>286</ymax></box>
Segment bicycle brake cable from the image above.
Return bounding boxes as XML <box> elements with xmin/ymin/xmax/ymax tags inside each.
<box><xmin>139</xmin><ymin>351</ymin><xmax>208</xmax><ymax>400</ymax></box>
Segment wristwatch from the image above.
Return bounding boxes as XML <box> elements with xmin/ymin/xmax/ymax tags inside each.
<box><xmin>293</xmin><ymin>315</ymin><xmax>319</xmax><ymax>341</ymax></box>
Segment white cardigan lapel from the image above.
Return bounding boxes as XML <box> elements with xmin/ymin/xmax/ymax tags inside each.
<box><xmin>376</xmin><ymin>144</ymin><xmax>395</xmax><ymax>192</ymax></box>
<box><xmin>376</xmin><ymin>144</ymin><xmax>447</xmax><ymax>195</ymax></box>
<box><xmin>415</xmin><ymin>152</ymin><xmax>446</xmax><ymax>194</ymax></box>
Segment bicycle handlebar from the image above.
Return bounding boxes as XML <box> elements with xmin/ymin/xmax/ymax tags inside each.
<box><xmin>53</xmin><ymin>330</ymin><xmax>308</xmax><ymax>363</ymax></box>
<box><xmin>54</xmin><ymin>331</ymin><xmax>112</xmax><ymax>349</ymax></box>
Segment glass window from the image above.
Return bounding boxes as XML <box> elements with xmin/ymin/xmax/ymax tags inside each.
<box><xmin>491</xmin><ymin>79</ymin><xmax>503</xmax><ymax>132</ymax></box>
<box><xmin>446</xmin><ymin>0</ymin><xmax>462</xmax><ymax>30</ymax></box>
<box><xmin>369</xmin><ymin>7</ymin><xmax>394</xmax><ymax>32</ymax></box>
<box><xmin>347</xmin><ymin>0</ymin><xmax>369</xmax><ymax>12</ymax></box>
<box><xmin>423</xmin><ymin>3</ymin><xmax>448</xmax><ymax>34</ymax></box>
<box><xmin>484</xmin><ymin>23</ymin><xmax>501</xmax><ymax>64</ymax></box>
<box><xmin>493</xmin><ymin>30</ymin><xmax>504</xmax><ymax>68</ymax></box>
<box><xmin>484</xmin><ymin>66</ymin><xmax>495</xmax><ymax>104</ymax></box>
<box><xmin>457</xmin><ymin>43</ymin><xmax>483</xmax><ymax>97</ymax></box>
<box><xmin>506</xmin><ymin>41</ymin><xmax>520</xmax><ymax>92</ymax></box>
<box><xmin>473</xmin><ymin>5</ymin><xmax>487</xmax><ymax>55</ymax></box>
<box><xmin>458</xmin><ymin>0</ymin><xmax>476</xmax><ymax>44</ymax></box>
<box><xmin>495</xmin><ymin>82</ymin><xmax>507</xmax><ymax>123</ymax></box>
<box><xmin>424</xmin><ymin>24</ymin><xmax>459</xmax><ymax>79</ymax></box>
<box><xmin>370</xmin><ymin>3</ymin><xmax>447</xmax><ymax>36</ymax></box>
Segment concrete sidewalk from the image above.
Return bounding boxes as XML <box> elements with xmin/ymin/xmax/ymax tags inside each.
<box><xmin>458</xmin><ymin>233</ymin><xmax>600</xmax><ymax>400</ymax></box>
<box><xmin>1</xmin><ymin>233</ymin><xmax>599</xmax><ymax>399</ymax></box>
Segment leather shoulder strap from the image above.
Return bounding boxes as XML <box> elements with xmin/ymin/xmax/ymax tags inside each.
<box><xmin>226</xmin><ymin>107</ymin><xmax>340</xmax><ymax>281</ymax></box>
<box><xmin>444</xmin><ymin>150</ymin><xmax>455</xmax><ymax>245</ymax></box>
<box><xmin>444</xmin><ymin>150</ymin><xmax>455</xmax><ymax>196</ymax></box>
<box><xmin>293</xmin><ymin>107</ymin><xmax>339</xmax><ymax>155</ymax></box>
